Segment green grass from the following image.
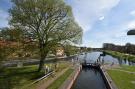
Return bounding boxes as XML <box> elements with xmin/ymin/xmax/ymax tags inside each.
<box><xmin>0</xmin><ymin>62</ymin><xmax>71</xmax><ymax>89</ymax></box>
<box><xmin>105</xmin><ymin>50</ymin><xmax>135</xmax><ymax>62</ymax></box>
<box><xmin>26</xmin><ymin>62</ymin><xmax>72</xmax><ymax>89</ymax></box>
<box><xmin>47</xmin><ymin>68</ymin><xmax>73</xmax><ymax>89</ymax></box>
<box><xmin>0</xmin><ymin>65</ymin><xmax>44</xmax><ymax>89</ymax></box>
<box><xmin>107</xmin><ymin>69</ymin><xmax>135</xmax><ymax>89</ymax></box>
<box><xmin>117</xmin><ymin>65</ymin><xmax>135</xmax><ymax>72</ymax></box>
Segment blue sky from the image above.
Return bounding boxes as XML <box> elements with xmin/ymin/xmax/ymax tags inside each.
<box><xmin>1</xmin><ymin>0</ymin><xmax>135</xmax><ymax>48</ymax></box>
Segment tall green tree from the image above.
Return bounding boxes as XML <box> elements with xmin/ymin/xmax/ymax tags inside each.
<box><xmin>9</xmin><ymin>0</ymin><xmax>82</xmax><ymax>71</ymax></box>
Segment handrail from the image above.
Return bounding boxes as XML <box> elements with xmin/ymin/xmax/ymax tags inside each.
<box><xmin>21</xmin><ymin>71</ymin><xmax>54</xmax><ymax>89</ymax></box>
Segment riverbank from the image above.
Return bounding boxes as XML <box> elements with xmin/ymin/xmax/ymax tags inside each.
<box><xmin>104</xmin><ymin>50</ymin><xmax>135</xmax><ymax>62</ymax></box>
<box><xmin>104</xmin><ymin>65</ymin><xmax>135</xmax><ymax>89</ymax></box>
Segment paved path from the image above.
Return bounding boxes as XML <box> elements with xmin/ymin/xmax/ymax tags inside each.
<box><xmin>36</xmin><ymin>68</ymin><xmax>69</xmax><ymax>89</ymax></box>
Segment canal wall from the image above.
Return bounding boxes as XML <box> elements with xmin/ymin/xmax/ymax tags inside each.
<box><xmin>59</xmin><ymin>64</ymin><xmax>82</xmax><ymax>89</ymax></box>
<box><xmin>99</xmin><ymin>66</ymin><xmax>114</xmax><ymax>89</ymax></box>
<box><xmin>60</xmin><ymin>64</ymin><xmax>115</xmax><ymax>89</ymax></box>
<box><xmin>81</xmin><ymin>64</ymin><xmax>113</xmax><ymax>89</ymax></box>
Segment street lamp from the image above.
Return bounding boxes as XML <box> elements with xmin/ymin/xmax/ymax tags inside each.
<box><xmin>127</xmin><ymin>29</ymin><xmax>135</xmax><ymax>63</ymax></box>
<box><xmin>127</xmin><ymin>29</ymin><xmax>135</xmax><ymax>35</ymax></box>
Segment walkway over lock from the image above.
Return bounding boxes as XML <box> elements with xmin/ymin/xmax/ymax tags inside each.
<box><xmin>81</xmin><ymin>62</ymin><xmax>101</xmax><ymax>69</ymax></box>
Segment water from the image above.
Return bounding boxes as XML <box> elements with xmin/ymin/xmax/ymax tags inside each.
<box><xmin>72</xmin><ymin>68</ymin><xmax>107</xmax><ymax>89</ymax></box>
<box><xmin>72</xmin><ymin>52</ymin><xmax>134</xmax><ymax>89</ymax></box>
<box><xmin>72</xmin><ymin>52</ymin><xmax>107</xmax><ymax>89</ymax></box>
<box><xmin>78</xmin><ymin>52</ymin><xmax>135</xmax><ymax>65</ymax></box>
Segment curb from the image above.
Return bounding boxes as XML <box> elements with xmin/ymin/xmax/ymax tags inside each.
<box><xmin>100</xmin><ymin>66</ymin><xmax>118</xmax><ymax>89</ymax></box>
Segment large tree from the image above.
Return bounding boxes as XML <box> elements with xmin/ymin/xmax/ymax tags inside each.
<box><xmin>9</xmin><ymin>0</ymin><xmax>82</xmax><ymax>71</ymax></box>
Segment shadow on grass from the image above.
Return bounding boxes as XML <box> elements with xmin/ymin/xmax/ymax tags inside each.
<box><xmin>0</xmin><ymin>66</ymin><xmax>45</xmax><ymax>89</ymax></box>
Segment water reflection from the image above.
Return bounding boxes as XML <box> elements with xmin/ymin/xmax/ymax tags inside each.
<box><xmin>73</xmin><ymin>52</ymin><xmax>135</xmax><ymax>89</ymax></box>
<box><xmin>72</xmin><ymin>68</ymin><xmax>107</xmax><ymax>89</ymax></box>
<box><xmin>78</xmin><ymin>52</ymin><xmax>135</xmax><ymax>65</ymax></box>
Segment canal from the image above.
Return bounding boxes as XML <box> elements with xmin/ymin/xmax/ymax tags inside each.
<box><xmin>72</xmin><ymin>68</ymin><xmax>107</xmax><ymax>89</ymax></box>
<box><xmin>72</xmin><ymin>51</ymin><xmax>135</xmax><ymax>89</ymax></box>
<box><xmin>72</xmin><ymin>52</ymin><xmax>107</xmax><ymax>89</ymax></box>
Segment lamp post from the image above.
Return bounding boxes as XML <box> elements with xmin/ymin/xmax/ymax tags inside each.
<box><xmin>127</xmin><ymin>29</ymin><xmax>135</xmax><ymax>53</ymax></box>
<box><xmin>127</xmin><ymin>29</ymin><xmax>135</xmax><ymax>35</ymax></box>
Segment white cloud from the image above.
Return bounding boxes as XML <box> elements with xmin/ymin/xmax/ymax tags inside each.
<box><xmin>127</xmin><ymin>20</ymin><xmax>135</xmax><ymax>29</ymax></box>
<box><xmin>76</xmin><ymin>19</ymin><xmax>135</xmax><ymax>47</ymax></box>
<box><xmin>67</xmin><ymin>0</ymin><xmax>120</xmax><ymax>32</ymax></box>
<box><xmin>99</xmin><ymin>16</ymin><xmax>105</xmax><ymax>20</ymax></box>
<box><xmin>130</xmin><ymin>10</ymin><xmax>135</xmax><ymax>16</ymax></box>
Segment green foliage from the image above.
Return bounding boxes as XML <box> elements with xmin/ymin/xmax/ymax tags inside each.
<box><xmin>64</xmin><ymin>45</ymin><xmax>79</xmax><ymax>56</ymax></box>
<box><xmin>104</xmin><ymin>50</ymin><xmax>135</xmax><ymax>62</ymax></box>
<box><xmin>0</xmin><ymin>27</ymin><xmax>24</xmax><ymax>41</ymax></box>
<box><xmin>9</xmin><ymin>0</ymin><xmax>82</xmax><ymax>71</ymax></box>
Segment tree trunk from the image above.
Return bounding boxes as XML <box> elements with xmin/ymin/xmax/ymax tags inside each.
<box><xmin>38</xmin><ymin>51</ymin><xmax>48</xmax><ymax>72</ymax></box>
<box><xmin>38</xmin><ymin>56</ymin><xmax>45</xmax><ymax>72</ymax></box>
<box><xmin>38</xmin><ymin>42</ymin><xmax>48</xmax><ymax>72</ymax></box>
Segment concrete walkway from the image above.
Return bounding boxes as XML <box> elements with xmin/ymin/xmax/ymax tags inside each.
<box><xmin>36</xmin><ymin>68</ymin><xmax>69</xmax><ymax>89</ymax></box>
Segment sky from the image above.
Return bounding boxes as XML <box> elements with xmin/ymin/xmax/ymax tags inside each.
<box><xmin>1</xmin><ymin>0</ymin><xmax>135</xmax><ymax>48</ymax></box>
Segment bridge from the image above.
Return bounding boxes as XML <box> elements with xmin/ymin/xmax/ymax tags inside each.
<box><xmin>79</xmin><ymin>52</ymin><xmax>105</xmax><ymax>69</ymax></box>
<box><xmin>81</xmin><ymin>62</ymin><xmax>101</xmax><ymax>69</ymax></box>
<box><xmin>91</xmin><ymin>48</ymin><xmax>103</xmax><ymax>52</ymax></box>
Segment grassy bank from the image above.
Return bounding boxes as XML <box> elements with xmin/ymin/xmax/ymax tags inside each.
<box><xmin>104</xmin><ymin>50</ymin><xmax>135</xmax><ymax>62</ymax></box>
<box><xmin>0</xmin><ymin>61</ymin><xmax>71</xmax><ymax>89</ymax></box>
<box><xmin>0</xmin><ymin>65</ymin><xmax>44</xmax><ymax>89</ymax></box>
<box><xmin>47</xmin><ymin>68</ymin><xmax>73</xmax><ymax>89</ymax></box>
<box><xmin>107</xmin><ymin>66</ymin><xmax>135</xmax><ymax>89</ymax></box>
<box><xmin>116</xmin><ymin>65</ymin><xmax>135</xmax><ymax>72</ymax></box>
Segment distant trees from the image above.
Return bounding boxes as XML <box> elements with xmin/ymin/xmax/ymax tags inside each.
<box><xmin>64</xmin><ymin>45</ymin><xmax>79</xmax><ymax>56</ymax></box>
<box><xmin>103</xmin><ymin>43</ymin><xmax>135</xmax><ymax>55</ymax></box>
<box><xmin>0</xmin><ymin>27</ymin><xmax>24</xmax><ymax>41</ymax></box>
<box><xmin>0</xmin><ymin>27</ymin><xmax>39</xmax><ymax>60</ymax></box>
<box><xmin>9</xmin><ymin>0</ymin><xmax>82</xmax><ymax>71</ymax></box>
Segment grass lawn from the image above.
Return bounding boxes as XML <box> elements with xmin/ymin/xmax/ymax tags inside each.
<box><xmin>107</xmin><ymin>69</ymin><xmax>135</xmax><ymax>89</ymax></box>
<box><xmin>0</xmin><ymin>65</ymin><xmax>44</xmax><ymax>89</ymax></box>
<box><xmin>47</xmin><ymin>68</ymin><xmax>73</xmax><ymax>89</ymax></box>
<box><xmin>117</xmin><ymin>65</ymin><xmax>135</xmax><ymax>72</ymax></box>
<box><xmin>26</xmin><ymin>61</ymin><xmax>72</xmax><ymax>89</ymax></box>
<box><xmin>0</xmin><ymin>61</ymin><xmax>71</xmax><ymax>89</ymax></box>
